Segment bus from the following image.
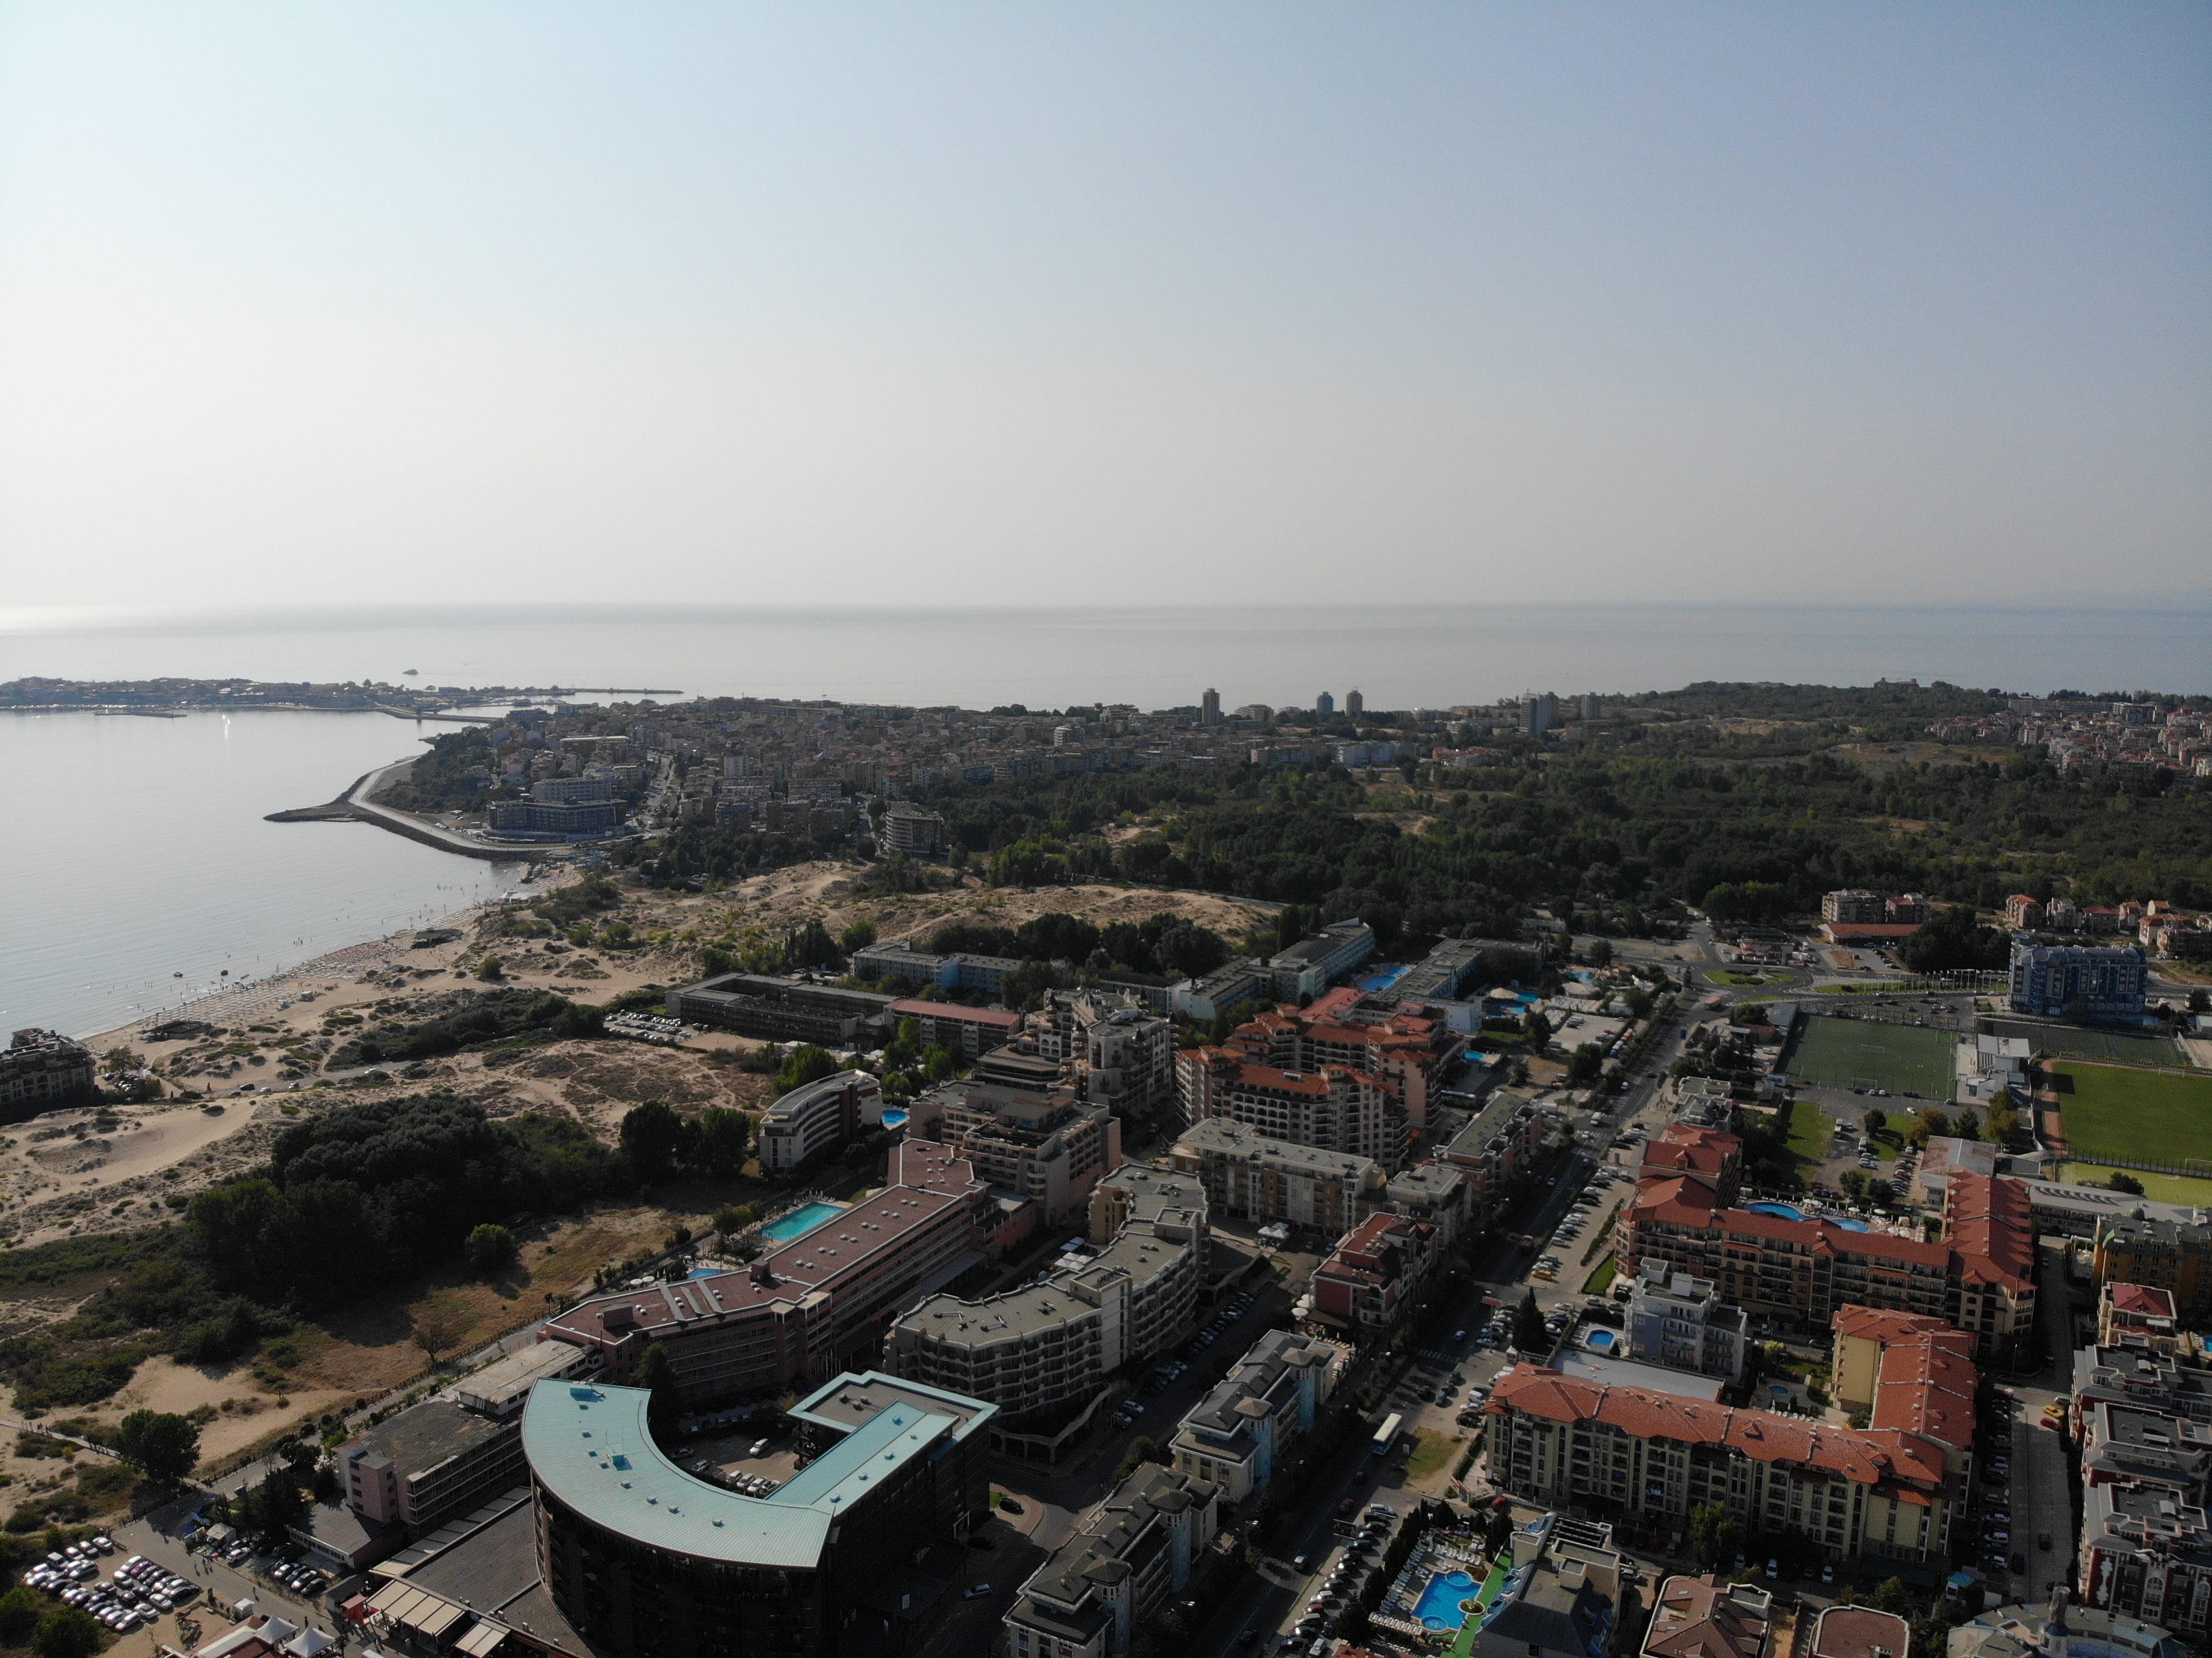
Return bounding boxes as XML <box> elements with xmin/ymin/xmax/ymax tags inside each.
<box><xmin>1372</xmin><ymin>1413</ymin><xmax>1403</xmax><ymax>1456</ymax></box>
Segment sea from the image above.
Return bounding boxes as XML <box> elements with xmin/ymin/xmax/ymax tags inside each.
<box><xmin>4</xmin><ymin>602</ymin><xmax>2207</xmax><ymax>1042</ymax></box>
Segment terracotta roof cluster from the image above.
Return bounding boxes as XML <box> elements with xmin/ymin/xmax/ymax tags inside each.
<box><xmin>1945</xmin><ymin>1173</ymin><xmax>2036</xmax><ymax>1291</ymax></box>
<box><xmin>1809</xmin><ymin>1605</ymin><xmax>1913</xmax><ymax>1658</ymax></box>
<box><xmin>1488</xmin><ymin>1364</ymin><xmax>1948</xmax><ymax>1491</ymax></box>
<box><xmin>1871</xmin><ymin>1333</ymin><xmax>1978</xmax><ymax>1452</ymax></box>
<box><xmin>1642</xmin><ymin>1575</ymin><xmax>1772</xmax><ymax>1658</ymax></box>
<box><xmin>1830</xmin><ymin>1306</ymin><xmax>1955</xmax><ymax>1345</ymax></box>
<box><xmin>1631</xmin><ymin>1175</ymin><xmax>1729</xmax><ymax>1226</ymax></box>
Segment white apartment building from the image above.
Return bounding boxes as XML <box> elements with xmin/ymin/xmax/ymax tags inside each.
<box><xmin>756</xmin><ymin>1070</ymin><xmax>885</xmax><ymax>1175</ymax></box>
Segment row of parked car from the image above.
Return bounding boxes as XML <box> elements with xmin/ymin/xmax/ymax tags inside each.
<box><xmin>201</xmin><ymin>1534</ymin><xmax>329</xmax><ymax>1598</ymax></box>
<box><xmin>25</xmin><ymin>1541</ymin><xmax>203</xmax><ymax>1635</ymax></box>
<box><xmin>1274</xmin><ymin>1506</ymin><xmax>1397</xmax><ymax>1652</ymax></box>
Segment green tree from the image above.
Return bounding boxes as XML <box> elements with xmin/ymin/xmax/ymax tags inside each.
<box><xmin>921</xmin><ymin>1044</ymin><xmax>955</xmax><ymax>1084</ymax></box>
<box><xmin>621</xmin><ymin>1100</ymin><xmax>687</xmax><ymax>1184</ymax></box>
<box><xmin>1952</xmin><ymin>1108</ymin><xmax>1981</xmax><ymax>1143</ymax></box>
<box><xmin>31</xmin><ymin>1609</ymin><xmax>100</xmax><ymax>1658</ymax></box>
<box><xmin>1688</xmin><ymin>1500</ymin><xmax>1740</xmax><ymax>1569</ymax></box>
<box><xmin>1898</xmin><ymin>906</ymin><xmax>2009</xmax><ymax>974</ymax></box>
<box><xmin>476</xmin><ymin>956</ymin><xmax>504</xmax><ymax>982</ymax></box>
<box><xmin>634</xmin><ymin>1343</ymin><xmax>680</xmax><ymax>1440</ymax></box>
<box><xmin>838</xmin><ymin>920</ymin><xmax>878</xmax><ymax>953</ymax></box>
<box><xmin>112</xmin><ymin>1409</ymin><xmax>201</xmax><ymax>1482</ymax></box>
<box><xmin>774</xmin><ymin>1044</ymin><xmax>840</xmax><ymax>1095</ymax></box>
<box><xmin>0</xmin><ymin>1587</ymin><xmax>41</xmax><ymax>1645</ymax></box>
<box><xmin>693</xmin><ymin>1107</ymin><xmax>750</xmax><ymax>1176</ymax></box>
<box><xmin>1522</xmin><ymin>1010</ymin><xmax>1553</xmax><ymax>1053</ymax></box>
<box><xmin>1864</xmin><ymin>1106</ymin><xmax>1887</xmax><ymax>1133</ymax></box>
<box><xmin>2109</xmin><ymin>1172</ymin><xmax>2146</xmax><ymax>1196</ymax></box>
<box><xmin>412</xmin><ymin>1302</ymin><xmax>470</xmax><ymax>1365</ymax></box>
<box><xmin>784</xmin><ymin>920</ymin><xmax>841</xmax><ymax>970</ymax></box>
<box><xmin>1512</xmin><ymin>1289</ymin><xmax>1547</xmax><ymax>1351</ymax></box>
<box><xmin>465</xmin><ymin>1223</ymin><xmax>518</xmax><ymax>1272</ymax></box>
<box><xmin>239</xmin><ymin>1465</ymin><xmax>309</xmax><ymax>1548</ymax></box>
<box><xmin>1566</xmin><ymin>1044</ymin><xmax>1604</xmax><ymax>1085</ymax></box>
<box><xmin>1871</xmin><ymin>1578</ymin><xmax>1910</xmax><ymax>1613</ymax></box>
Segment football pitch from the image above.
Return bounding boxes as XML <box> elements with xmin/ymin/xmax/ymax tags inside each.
<box><xmin>2052</xmin><ymin>1062</ymin><xmax>2212</xmax><ymax>1169</ymax></box>
<box><xmin>1784</xmin><ymin>1014</ymin><xmax>1956</xmax><ymax>1097</ymax></box>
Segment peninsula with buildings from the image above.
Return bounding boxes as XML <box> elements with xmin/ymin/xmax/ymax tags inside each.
<box><xmin>2</xmin><ymin>674</ymin><xmax>2209</xmax><ymax>1658</ymax></box>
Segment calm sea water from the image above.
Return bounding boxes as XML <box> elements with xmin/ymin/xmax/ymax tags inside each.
<box><xmin>0</xmin><ymin>711</ymin><xmax>523</xmax><ymax>1041</ymax></box>
<box><xmin>5</xmin><ymin>602</ymin><xmax>2207</xmax><ymax>708</ymax></box>
<box><xmin>3</xmin><ymin>603</ymin><xmax>2204</xmax><ymax>1040</ymax></box>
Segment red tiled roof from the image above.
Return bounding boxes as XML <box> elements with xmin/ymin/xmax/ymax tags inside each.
<box><xmin>1488</xmin><ymin>1365</ymin><xmax>1948</xmax><ymax>1489</ymax></box>
<box><xmin>1831</xmin><ymin>1306</ymin><xmax>1955</xmax><ymax>1345</ymax></box>
<box><xmin>1630</xmin><ymin>1176</ymin><xmax>1726</xmax><ymax>1225</ymax></box>
<box><xmin>2109</xmin><ymin>1283</ymin><xmax>2178</xmax><ymax>1318</ymax></box>
<box><xmin>1642</xmin><ymin>1575</ymin><xmax>1771</xmax><ymax>1658</ymax></box>
<box><xmin>1945</xmin><ymin>1173</ymin><xmax>2036</xmax><ymax>1291</ymax></box>
<box><xmin>1872</xmin><ymin>1340</ymin><xmax>1977</xmax><ymax>1450</ymax></box>
<box><xmin>1811</xmin><ymin>1607</ymin><xmax>1913</xmax><ymax>1658</ymax></box>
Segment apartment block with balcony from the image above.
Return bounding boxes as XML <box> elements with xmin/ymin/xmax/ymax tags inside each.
<box><xmin>2096</xmin><ymin>1216</ymin><xmax>2212</xmax><ymax>1321</ymax></box>
<box><xmin>1624</xmin><ymin>1261</ymin><xmax>1747</xmax><ymax>1384</ymax></box>
<box><xmin>908</xmin><ymin>1080</ymin><xmax>1123</xmax><ymax>1225</ymax></box>
<box><xmin>1306</xmin><ymin>1211</ymin><xmax>1438</xmax><ymax>1341</ymax></box>
<box><xmin>886</xmin><ymin>1166</ymin><xmax>1207</xmax><ymax>1427</ymax></box>
<box><xmin>756</xmin><ymin>1070</ymin><xmax>885</xmax><ymax>1176</ymax></box>
<box><xmin>2009</xmin><ymin>939</ymin><xmax>2149</xmax><ymax>1020</ymax></box>
<box><xmin>1003</xmin><ymin>1464</ymin><xmax>1219</xmax><ymax>1658</ymax></box>
<box><xmin>1169</xmin><ymin>1329</ymin><xmax>1342</xmax><ymax>1503</ymax></box>
<box><xmin>1483</xmin><ymin>1365</ymin><xmax>1956</xmax><ymax>1566</ymax></box>
<box><xmin>1168</xmin><ymin>1116</ymin><xmax>1385</xmax><ymax>1234</ymax></box>
<box><xmin>340</xmin><ymin>1402</ymin><xmax>525</xmax><ymax>1535</ymax></box>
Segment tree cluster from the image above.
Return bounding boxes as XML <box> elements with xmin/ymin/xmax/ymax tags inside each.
<box><xmin>188</xmin><ymin>1094</ymin><xmax>625</xmax><ymax>1306</ymax></box>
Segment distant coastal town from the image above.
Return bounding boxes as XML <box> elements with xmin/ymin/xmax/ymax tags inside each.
<box><xmin>2</xmin><ymin>674</ymin><xmax>2209</xmax><ymax>1658</ymax></box>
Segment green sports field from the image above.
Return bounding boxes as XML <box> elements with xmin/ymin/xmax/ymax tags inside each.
<box><xmin>2053</xmin><ymin>1062</ymin><xmax>2212</xmax><ymax>1168</ymax></box>
<box><xmin>1784</xmin><ymin>1014</ymin><xmax>1956</xmax><ymax>1097</ymax></box>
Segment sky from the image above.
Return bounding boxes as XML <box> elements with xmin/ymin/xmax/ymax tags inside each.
<box><xmin>2</xmin><ymin>2</ymin><xmax>2207</xmax><ymax>614</ymax></box>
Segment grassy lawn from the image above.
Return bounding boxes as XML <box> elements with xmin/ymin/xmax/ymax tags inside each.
<box><xmin>2053</xmin><ymin>1061</ymin><xmax>2212</xmax><ymax>1168</ymax></box>
<box><xmin>1708</xmin><ymin>970</ymin><xmax>1792</xmax><ymax>987</ymax></box>
<box><xmin>1582</xmin><ymin>1257</ymin><xmax>1618</xmax><ymax>1295</ymax></box>
<box><xmin>1405</xmin><ymin>1428</ymin><xmax>1461</xmax><ymax>1483</ymax></box>
<box><xmin>2056</xmin><ymin>1163</ymin><xmax>2212</xmax><ymax>1206</ymax></box>
<box><xmin>1784</xmin><ymin>1014</ymin><xmax>1956</xmax><ymax>1096</ymax></box>
<box><xmin>1784</xmin><ymin>1097</ymin><xmax>1835</xmax><ymax>1166</ymax></box>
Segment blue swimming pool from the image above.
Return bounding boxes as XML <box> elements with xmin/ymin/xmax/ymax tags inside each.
<box><xmin>881</xmin><ymin>1108</ymin><xmax>908</xmax><ymax>1128</ymax></box>
<box><xmin>1354</xmin><ymin>963</ymin><xmax>1410</xmax><ymax>993</ymax></box>
<box><xmin>1584</xmin><ymin>1328</ymin><xmax>1618</xmax><ymax>1351</ymax></box>
<box><xmin>1746</xmin><ymin>1201</ymin><xmax>1871</xmax><ymax>1232</ymax></box>
<box><xmin>1413</xmin><ymin>1569</ymin><xmax>1479</xmax><ymax>1631</ymax></box>
<box><xmin>761</xmin><ymin>1201</ymin><xmax>844</xmax><ymax>1242</ymax></box>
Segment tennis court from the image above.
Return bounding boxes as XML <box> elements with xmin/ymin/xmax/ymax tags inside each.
<box><xmin>1981</xmin><ymin>1018</ymin><xmax>2187</xmax><ymax>1067</ymax></box>
<box><xmin>1783</xmin><ymin>1014</ymin><xmax>1956</xmax><ymax>1097</ymax></box>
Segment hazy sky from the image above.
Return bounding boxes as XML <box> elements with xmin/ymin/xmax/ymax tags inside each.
<box><xmin>3</xmin><ymin>2</ymin><xmax>2206</xmax><ymax>612</ymax></box>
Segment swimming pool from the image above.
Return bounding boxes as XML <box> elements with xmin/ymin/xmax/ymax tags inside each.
<box><xmin>1355</xmin><ymin>963</ymin><xmax>1410</xmax><ymax>993</ymax></box>
<box><xmin>1584</xmin><ymin>1329</ymin><xmax>1618</xmax><ymax>1352</ymax></box>
<box><xmin>881</xmin><ymin>1108</ymin><xmax>909</xmax><ymax>1128</ymax></box>
<box><xmin>761</xmin><ymin>1201</ymin><xmax>845</xmax><ymax>1242</ymax></box>
<box><xmin>1745</xmin><ymin>1201</ymin><xmax>1871</xmax><ymax>1232</ymax></box>
<box><xmin>1412</xmin><ymin>1569</ymin><xmax>1479</xmax><ymax>1631</ymax></box>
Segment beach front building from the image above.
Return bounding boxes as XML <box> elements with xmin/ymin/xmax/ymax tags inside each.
<box><xmin>888</xmin><ymin>997</ymin><xmax>1025</xmax><ymax>1060</ymax></box>
<box><xmin>1265</xmin><ymin>920</ymin><xmax>1377</xmax><ymax>1000</ymax></box>
<box><xmin>1483</xmin><ymin>1365</ymin><xmax>1958</xmax><ymax>1567</ymax></box>
<box><xmin>539</xmin><ymin>1140</ymin><xmax>988</xmax><ymax>1403</ymax></box>
<box><xmin>1621</xmin><ymin>1169</ymin><xmax>2035</xmax><ymax>1364</ymax></box>
<box><xmin>1003</xmin><ymin>1464</ymin><xmax>1221</xmax><ymax>1658</ymax></box>
<box><xmin>1168</xmin><ymin>1116</ymin><xmax>1386</xmax><ymax>1234</ymax></box>
<box><xmin>665</xmin><ymin>973</ymin><xmax>897</xmax><ymax>1047</ymax></box>
<box><xmin>755</xmin><ymin>1070</ymin><xmax>885</xmax><ymax>1176</ymax></box>
<box><xmin>0</xmin><ymin>1029</ymin><xmax>96</xmax><ymax>1118</ymax></box>
<box><xmin>340</xmin><ymin>1401</ymin><xmax>526</xmax><ymax>1535</ymax></box>
<box><xmin>525</xmin><ymin>1372</ymin><xmax>994</xmax><ymax>1658</ymax></box>
<box><xmin>886</xmin><ymin>1166</ymin><xmax>1208</xmax><ymax>1432</ymax></box>
<box><xmin>1168</xmin><ymin>1329</ymin><xmax>1343</xmax><ymax>1503</ymax></box>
